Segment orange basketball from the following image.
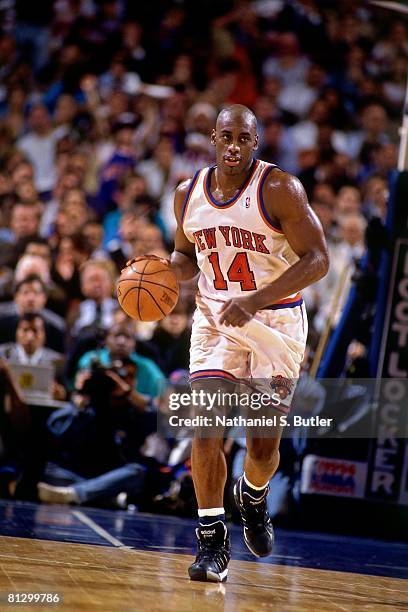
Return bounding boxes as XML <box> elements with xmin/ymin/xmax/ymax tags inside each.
<box><xmin>117</xmin><ymin>259</ymin><xmax>179</xmax><ymax>321</ymax></box>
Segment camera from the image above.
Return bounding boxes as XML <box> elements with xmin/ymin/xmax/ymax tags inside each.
<box><xmin>80</xmin><ymin>358</ymin><xmax>130</xmax><ymax>399</ymax></box>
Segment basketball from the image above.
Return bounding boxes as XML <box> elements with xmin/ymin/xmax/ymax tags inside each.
<box><xmin>117</xmin><ymin>258</ymin><xmax>179</xmax><ymax>321</ymax></box>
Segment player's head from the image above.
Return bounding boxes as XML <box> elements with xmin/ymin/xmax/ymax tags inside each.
<box><xmin>211</xmin><ymin>105</ymin><xmax>258</xmax><ymax>175</ymax></box>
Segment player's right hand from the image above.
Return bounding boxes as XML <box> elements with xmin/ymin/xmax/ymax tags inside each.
<box><xmin>123</xmin><ymin>254</ymin><xmax>170</xmax><ymax>272</ymax></box>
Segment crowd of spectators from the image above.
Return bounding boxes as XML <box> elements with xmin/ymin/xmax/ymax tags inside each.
<box><xmin>0</xmin><ymin>0</ymin><xmax>404</xmax><ymax>516</ymax></box>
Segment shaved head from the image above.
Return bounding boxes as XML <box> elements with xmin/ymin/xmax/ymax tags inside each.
<box><xmin>211</xmin><ymin>104</ymin><xmax>258</xmax><ymax>176</ymax></box>
<box><xmin>216</xmin><ymin>105</ymin><xmax>257</xmax><ymax>132</ymax></box>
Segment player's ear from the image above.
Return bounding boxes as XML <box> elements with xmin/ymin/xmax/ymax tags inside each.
<box><xmin>210</xmin><ymin>129</ymin><xmax>216</xmax><ymax>146</ymax></box>
<box><xmin>253</xmin><ymin>133</ymin><xmax>259</xmax><ymax>151</ymax></box>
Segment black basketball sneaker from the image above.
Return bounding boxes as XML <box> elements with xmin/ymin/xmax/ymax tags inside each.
<box><xmin>188</xmin><ymin>520</ymin><xmax>230</xmax><ymax>582</ymax></box>
<box><xmin>233</xmin><ymin>476</ymin><xmax>274</xmax><ymax>557</ymax></box>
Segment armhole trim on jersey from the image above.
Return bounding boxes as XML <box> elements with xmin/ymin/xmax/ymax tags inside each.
<box><xmin>181</xmin><ymin>170</ymin><xmax>201</xmax><ymax>226</ymax></box>
<box><xmin>257</xmin><ymin>164</ymin><xmax>285</xmax><ymax>234</ymax></box>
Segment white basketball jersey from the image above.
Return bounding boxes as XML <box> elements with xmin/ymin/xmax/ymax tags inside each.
<box><xmin>182</xmin><ymin>159</ymin><xmax>302</xmax><ymax>308</ymax></box>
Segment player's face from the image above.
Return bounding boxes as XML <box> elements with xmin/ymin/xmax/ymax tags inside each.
<box><xmin>211</xmin><ymin>115</ymin><xmax>258</xmax><ymax>176</ymax></box>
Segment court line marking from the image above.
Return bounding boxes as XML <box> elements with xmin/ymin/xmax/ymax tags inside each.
<box><xmin>271</xmin><ymin>554</ymin><xmax>302</xmax><ymax>560</ymax></box>
<box><xmin>73</xmin><ymin>510</ymin><xmax>128</xmax><ymax>548</ymax></box>
<box><xmin>148</xmin><ymin>546</ymin><xmax>302</xmax><ymax>560</ymax></box>
<box><xmin>149</xmin><ymin>545</ymin><xmax>192</xmax><ymax>550</ymax></box>
<box><xmin>366</xmin><ymin>563</ymin><xmax>408</xmax><ymax>571</ymax></box>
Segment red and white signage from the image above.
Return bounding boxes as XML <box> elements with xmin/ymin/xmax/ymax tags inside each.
<box><xmin>301</xmin><ymin>455</ymin><xmax>368</xmax><ymax>498</ymax></box>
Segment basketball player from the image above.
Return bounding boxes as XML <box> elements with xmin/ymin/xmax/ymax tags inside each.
<box><xmin>127</xmin><ymin>104</ymin><xmax>329</xmax><ymax>582</ymax></box>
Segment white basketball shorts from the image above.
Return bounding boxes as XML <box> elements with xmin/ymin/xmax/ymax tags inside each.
<box><xmin>189</xmin><ymin>294</ymin><xmax>308</xmax><ymax>410</ymax></box>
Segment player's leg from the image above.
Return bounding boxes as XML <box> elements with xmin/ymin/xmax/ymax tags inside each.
<box><xmin>188</xmin><ymin>296</ymin><xmax>251</xmax><ymax>580</ymax></box>
<box><xmin>234</xmin><ymin>432</ymin><xmax>282</xmax><ymax>557</ymax></box>
<box><xmin>244</xmin><ymin>434</ymin><xmax>281</xmax><ymax>487</ymax></box>
<box><xmin>234</xmin><ymin>304</ymin><xmax>307</xmax><ymax>556</ymax></box>
<box><xmin>188</xmin><ymin>378</ymin><xmax>233</xmax><ymax>583</ymax></box>
<box><xmin>191</xmin><ymin>437</ymin><xmax>226</xmax><ymax>508</ymax></box>
<box><xmin>234</xmin><ymin>305</ymin><xmax>307</xmax><ymax>557</ymax></box>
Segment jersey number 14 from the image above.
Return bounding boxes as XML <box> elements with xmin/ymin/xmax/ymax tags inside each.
<box><xmin>208</xmin><ymin>252</ymin><xmax>257</xmax><ymax>291</ymax></box>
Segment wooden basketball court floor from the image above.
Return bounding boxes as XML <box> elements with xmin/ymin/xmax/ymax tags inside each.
<box><xmin>0</xmin><ymin>501</ymin><xmax>406</xmax><ymax>611</ymax></box>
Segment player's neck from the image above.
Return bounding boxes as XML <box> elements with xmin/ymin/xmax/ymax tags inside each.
<box><xmin>214</xmin><ymin>159</ymin><xmax>254</xmax><ymax>193</ymax></box>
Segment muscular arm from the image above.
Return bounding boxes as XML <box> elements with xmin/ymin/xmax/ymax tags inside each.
<box><xmin>170</xmin><ymin>180</ymin><xmax>199</xmax><ymax>282</ymax></box>
<box><xmin>251</xmin><ymin>170</ymin><xmax>329</xmax><ymax>309</ymax></box>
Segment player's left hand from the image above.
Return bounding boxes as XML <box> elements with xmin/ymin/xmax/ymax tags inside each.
<box><xmin>218</xmin><ymin>296</ymin><xmax>258</xmax><ymax>327</ymax></box>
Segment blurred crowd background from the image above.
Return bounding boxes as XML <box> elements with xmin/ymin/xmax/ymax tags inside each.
<box><xmin>0</xmin><ymin>0</ymin><xmax>405</xmax><ymax>521</ymax></box>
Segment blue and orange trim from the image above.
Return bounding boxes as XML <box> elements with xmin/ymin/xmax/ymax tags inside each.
<box><xmin>190</xmin><ymin>369</ymin><xmax>238</xmax><ymax>383</ymax></box>
<box><xmin>181</xmin><ymin>170</ymin><xmax>201</xmax><ymax>226</ymax></box>
<box><xmin>257</xmin><ymin>164</ymin><xmax>284</xmax><ymax>234</ymax></box>
<box><xmin>266</xmin><ymin>293</ymin><xmax>303</xmax><ymax>310</ymax></box>
<box><xmin>204</xmin><ymin>160</ymin><xmax>260</xmax><ymax>209</ymax></box>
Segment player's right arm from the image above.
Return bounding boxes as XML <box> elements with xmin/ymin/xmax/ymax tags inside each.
<box><xmin>170</xmin><ymin>179</ymin><xmax>199</xmax><ymax>281</ymax></box>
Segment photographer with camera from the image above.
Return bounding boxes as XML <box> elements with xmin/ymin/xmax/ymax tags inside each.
<box><xmin>75</xmin><ymin>319</ymin><xmax>165</xmax><ymax>401</ymax></box>
<box><xmin>37</xmin><ymin>354</ymin><xmax>156</xmax><ymax>507</ymax></box>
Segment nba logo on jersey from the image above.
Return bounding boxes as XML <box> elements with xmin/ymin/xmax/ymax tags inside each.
<box><xmin>245</xmin><ymin>197</ymin><xmax>250</xmax><ymax>208</ymax></box>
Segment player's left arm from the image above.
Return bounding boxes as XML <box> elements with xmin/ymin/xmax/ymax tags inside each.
<box><xmin>254</xmin><ymin>171</ymin><xmax>329</xmax><ymax>306</ymax></box>
<box><xmin>219</xmin><ymin>171</ymin><xmax>329</xmax><ymax>326</ymax></box>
